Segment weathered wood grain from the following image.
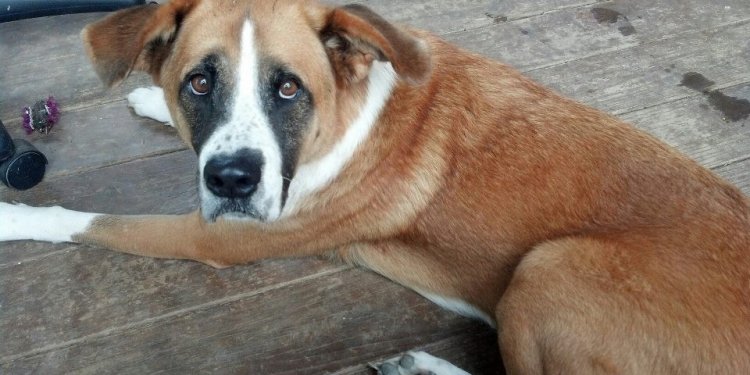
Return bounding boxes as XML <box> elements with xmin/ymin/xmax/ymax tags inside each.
<box><xmin>0</xmin><ymin>252</ymin><xmax>341</xmax><ymax>361</ymax></box>
<box><xmin>447</xmin><ymin>0</ymin><xmax>750</xmax><ymax>71</ymax></box>
<box><xmin>341</xmin><ymin>0</ymin><xmax>603</xmax><ymax>33</ymax></box>
<box><xmin>1</xmin><ymin>268</ymin><xmax>500</xmax><ymax>374</ymax></box>
<box><xmin>715</xmin><ymin>158</ymin><xmax>750</xmax><ymax>195</ymax></box>
<box><xmin>621</xmin><ymin>83</ymin><xmax>750</xmax><ymax>169</ymax></box>
<box><xmin>525</xmin><ymin>21</ymin><xmax>750</xmax><ymax>115</ymax></box>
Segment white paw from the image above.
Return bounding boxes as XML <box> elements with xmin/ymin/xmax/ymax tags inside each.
<box><xmin>0</xmin><ymin>202</ymin><xmax>31</xmax><ymax>242</ymax></box>
<box><xmin>127</xmin><ymin>86</ymin><xmax>174</xmax><ymax>126</ymax></box>
<box><xmin>0</xmin><ymin>202</ymin><xmax>99</xmax><ymax>243</ymax></box>
<box><xmin>378</xmin><ymin>351</ymin><xmax>471</xmax><ymax>375</ymax></box>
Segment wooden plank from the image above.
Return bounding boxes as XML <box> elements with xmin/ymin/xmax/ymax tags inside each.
<box><xmin>341</xmin><ymin>0</ymin><xmax>599</xmax><ymax>33</ymax></box>
<box><xmin>446</xmin><ymin>0</ymin><xmax>750</xmax><ymax>71</ymax></box>
<box><xmin>0</xmin><ymin>101</ymin><xmax>185</xmax><ymax>178</ymax></box>
<box><xmin>1</xmin><ymin>269</ymin><xmax>500</xmax><ymax>374</ymax></box>
<box><xmin>0</xmin><ymin>240</ymin><xmax>342</xmax><ymax>360</ymax></box>
<box><xmin>339</xmin><ymin>0</ymin><xmax>493</xmax><ymax>33</ymax></box>
<box><xmin>522</xmin><ymin>20</ymin><xmax>750</xmax><ymax>114</ymax></box>
<box><xmin>520</xmin><ymin>24</ymin><xmax>750</xmax><ymax>168</ymax></box>
<box><xmin>620</xmin><ymin>83</ymin><xmax>750</xmax><ymax>168</ymax></box>
<box><xmin>715</xmin><ymin>158</ymin><xmax>750</xmax><ymax>195</ymax></box>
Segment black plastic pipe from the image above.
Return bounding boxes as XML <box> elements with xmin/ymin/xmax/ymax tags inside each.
<box><xmin>0</xmin><ymin>0</ymin><xmax>146</xmax><ymax>23</ymax></box>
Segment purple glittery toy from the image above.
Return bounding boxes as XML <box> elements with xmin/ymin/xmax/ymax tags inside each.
<box><xmin>22</xmin><ymin>96</ymin><xmax>60</xmax><ymax>134</ymax></box>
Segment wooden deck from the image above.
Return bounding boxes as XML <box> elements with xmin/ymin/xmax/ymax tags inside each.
<box><xmin>1</xmin><ymin>0</ymin><xmax>749</xmax><ymax>373</ymax></box>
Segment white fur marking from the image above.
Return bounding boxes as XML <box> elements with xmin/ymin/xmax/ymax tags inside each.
<box><xmin>282</xmin><ymin>61</ymin><xmax>397</xmax><ymax>217</ymax></box>
<box><xmin>127</xmin><ymin>86</ymin><xmax>174</xmax><ymax>126</ymax></box>
<box><xmin>198</xmin><ymin>21</ymin><xmax>284</xmax><ymax>221</ymax></box>
<box><xmin>0</xmin><ymin>203</ymin><xmax>98</xmax><ymax>243</ymax></box>
<box><xmin>381</xmin><ymin>351</ymin><xmax>471</xmax><ymax>375</ymax></box>
<box><xmin>419</xmin><ymin>291</ymin><xmax>497</xmax><ymax>328</ymax></box>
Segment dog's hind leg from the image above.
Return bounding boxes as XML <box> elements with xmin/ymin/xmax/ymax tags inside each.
<box><xmin>496</xmin><ymin>236</ymin><xmax>749</xmax><ymax>375</ymax></box>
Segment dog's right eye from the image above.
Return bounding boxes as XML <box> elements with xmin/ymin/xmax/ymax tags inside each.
<box><xmin>278</xmin><ymin>79</ymin><xmax>300</xmax><ymax>100</ymax></box>
<box><xmin>189</xmin><ymin>74</ymin><xmax>210</xmax><ymax>96</ymax></box>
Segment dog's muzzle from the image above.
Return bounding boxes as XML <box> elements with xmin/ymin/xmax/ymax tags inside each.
<box><xmin>200</xmin><ymin>148</ymin><xmax>271</xmax><ymax>221</ymax></box>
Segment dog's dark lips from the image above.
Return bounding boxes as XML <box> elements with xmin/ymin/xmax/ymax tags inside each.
<box><xmin>206</xmin><ymin>199</ymin><xmax>264</xmax><ymax>222</ymax></box>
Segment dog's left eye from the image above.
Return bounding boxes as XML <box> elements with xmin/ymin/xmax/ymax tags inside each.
<box><xmin>189</xmin><ymin>74</ymin><xmax>210</xmax><ymax>96</ymax></box>
<box><xmin>278</xmin><ymin>79</ymin><xmax>299</xmax><ymax>100</ymax></box>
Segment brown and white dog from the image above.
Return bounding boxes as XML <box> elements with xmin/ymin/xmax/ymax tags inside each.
<box><xmin>2</xmin><ymin>0</ymin><xmax>749</xmax><ymax>373</ymax></box>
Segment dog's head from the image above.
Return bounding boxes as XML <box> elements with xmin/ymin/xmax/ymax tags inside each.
<box><xmin>82</xmin><ymin>0</ymin><xmax>430</xmax><ymax>222</ymax></box>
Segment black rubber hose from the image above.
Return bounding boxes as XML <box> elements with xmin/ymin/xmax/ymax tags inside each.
<box><xmin>0</xmin><ymin>0</ymin><xmax>147</xmax><ymax>23</ymax></box>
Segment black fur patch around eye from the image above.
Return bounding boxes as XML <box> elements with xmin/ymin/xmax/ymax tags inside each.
<box><xmin>179</xmin><ymin>54</ymin><xmax>232</xmax><ymax>152</ymax></box>
<box><xmin>259</xmin><ymin>61</ymin><xmax>315</xmax><ymax>201</ymax></box>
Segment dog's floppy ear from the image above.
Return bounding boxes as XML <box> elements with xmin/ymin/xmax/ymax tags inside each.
<box><xmin>81</xmin><ymin>0</ymin><xmax>198</xmax><ymax>86</ymax></box>
<box><xmin>318</xmin><ymin>4</ymin><xmax>431</xmax><ymax>85</ymax></box>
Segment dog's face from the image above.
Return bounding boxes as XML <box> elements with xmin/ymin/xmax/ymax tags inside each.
<box><xmin>82</xmin><ymin>0</ymin><xmax>429</xmax><ymax>222</ymax></box>
<box><xmin>160</xmin><ymin>1</ymin><xmax>334</xmax><ymax>222</ymax></box>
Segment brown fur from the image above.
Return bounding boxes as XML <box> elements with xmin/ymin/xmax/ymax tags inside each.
<box><xmin>78</xmin><ymin>0</ymin><xmax>750</xmax><ymax>373</ymax></box>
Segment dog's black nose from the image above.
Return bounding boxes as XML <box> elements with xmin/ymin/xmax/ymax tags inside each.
<box><xmin>204</xmin><ymin>149</ymin><xmax>263</xmax><ymax>199</ymax></box>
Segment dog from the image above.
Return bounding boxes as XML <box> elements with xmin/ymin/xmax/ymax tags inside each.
<box><xmin>2</xmin><ymin>0</ymin><xmax>749</xmax><ymax>373</ymax></box>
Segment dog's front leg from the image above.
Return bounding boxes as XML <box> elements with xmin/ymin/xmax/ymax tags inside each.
<box><xmin>0</xmin><ymin>203</ymin><xmax>353</xmax><ymax>268</ymax></box>
<box><xmin>0</xmin><ymin>203</ymin><xmax>211</xmax><ymax>264</ymax></box>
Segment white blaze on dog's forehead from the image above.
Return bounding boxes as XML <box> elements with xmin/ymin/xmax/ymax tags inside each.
<box><xmin>0</xmin><ymin>203</ymin><xmax>99</xmax><ymax>243</ymax></box>
<box><xmin>198</xmin><ymin>20</ymin><xmax>285</xmax><ymax>221</ymax></box>
<box><xmin>282</xmin><ymin>61</ymin><xmax>398</xmax><ymax>217</ymax></box>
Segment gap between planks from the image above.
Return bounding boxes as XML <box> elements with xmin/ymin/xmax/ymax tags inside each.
<box><xmin>712</xmin><ymin>155</ymin><xmax>750</xmax><ymax>170</ymax></box>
